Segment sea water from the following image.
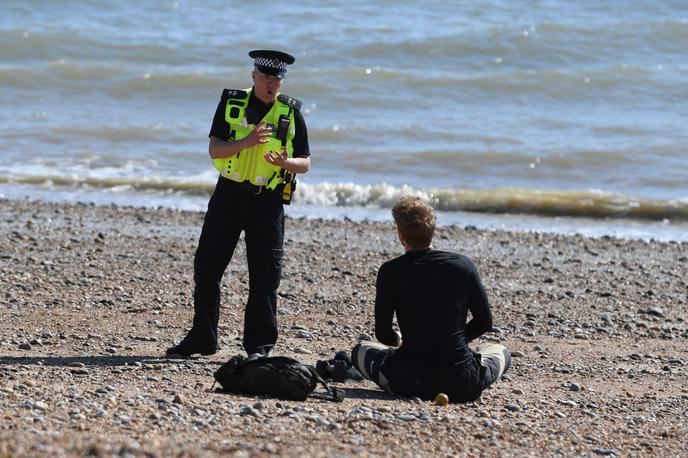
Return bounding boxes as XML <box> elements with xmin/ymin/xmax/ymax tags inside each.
<box><xmin>1</xmin><ymin>0</ymin><xmax>687</xmax><ymax>241</ymax></box>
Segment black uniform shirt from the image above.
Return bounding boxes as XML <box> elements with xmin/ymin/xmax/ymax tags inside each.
<box><xmin>208</xmin><ymin>88</ymin><xmax>310</xmax><ymax>158</ymax></box>
<box><xmin>374</xmin><ymin>249</ymin><xmax>493</xmax><ymax>364</ymax></box>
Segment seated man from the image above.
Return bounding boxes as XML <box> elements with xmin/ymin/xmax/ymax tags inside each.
<box><xmin>352</xmin><ymin>197</ymin><xmax>510</xmax><ymax>403</ymax></box>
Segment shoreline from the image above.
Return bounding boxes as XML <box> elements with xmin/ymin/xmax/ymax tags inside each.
<box><xmin>1</xmin><ymin>198</ymin><xmax>687</xmax><ymax>457</ymax></box>
<box><xmin>3</xmin><ymin>187</ymin><xmax>688</xmax><ymax>244</ymax></box>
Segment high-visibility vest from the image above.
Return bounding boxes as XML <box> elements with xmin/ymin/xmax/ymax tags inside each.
<box><xmin>212</xmin><ymin>88</ymin><xmax>300</xmax><ymax>189</ymax></box>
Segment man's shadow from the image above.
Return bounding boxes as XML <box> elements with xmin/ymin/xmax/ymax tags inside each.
<box><xmin>0</xmin><ymin>355</ymin><xmax>216</xmax><ymax>367</ymax></box>
<box><xmin>341</xmin><ymin>387</ymin><xmax>399</xmax><ymax>401</ymax></box>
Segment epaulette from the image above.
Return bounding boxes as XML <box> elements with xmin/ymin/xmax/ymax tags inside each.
<box><xmin>222</xmin><ymin>88</ymin><xmax>248</xmax><ymax>100</ymax></box>
<box><xmin>278</xmin><ymin>93</ymin><xmax>302</xmax><ymax>111</ymax></box>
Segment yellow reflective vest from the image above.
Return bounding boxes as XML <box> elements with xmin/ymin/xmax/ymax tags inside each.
<box><xmin>212</xmin><ymin>88</ymin><xmax>299</xmax><ymax>190</ymax></box>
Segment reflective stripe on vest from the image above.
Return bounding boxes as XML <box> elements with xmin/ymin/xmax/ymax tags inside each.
<box><xmin>212</xmin><ymin>88</ymin><xmax>296</xmax><ymax>189</ymax></box>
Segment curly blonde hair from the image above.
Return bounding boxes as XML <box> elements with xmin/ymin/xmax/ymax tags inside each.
<box><xmin>392</xmin><ymin>197</ymin><xmax>436</xmax><ymax>249</ymax></box>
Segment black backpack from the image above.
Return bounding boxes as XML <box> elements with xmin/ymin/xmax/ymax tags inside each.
<box><xmin>213</xmin><ymin>355</ymin><xmax>345</xmax><ymax>402</ymax></box>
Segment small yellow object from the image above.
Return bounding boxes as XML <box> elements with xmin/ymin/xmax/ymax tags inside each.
<box><xmin>435</xmin><ymin>393</ymin><xmax>449</xmax><ymax>406</ymax></box>
<box><xmin>282</xmin><ymin>182</ymin><xmax>292</xmax><ymax>200</ymax></box>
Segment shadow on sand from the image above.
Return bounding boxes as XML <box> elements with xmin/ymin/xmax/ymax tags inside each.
<box><xmin>0</xmin><ymin>355</ymin><xmax>216</xmax><ymax>367</ymax></box>
<box><xmin>341</xmin><ymin>387</ymin><xmax>399</xmax><ymax>401</ymax></box>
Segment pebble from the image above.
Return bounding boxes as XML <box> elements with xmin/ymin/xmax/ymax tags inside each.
<box><xmin>396</xmin><ymin>414</ymin><xmax>416</xmax><ymax>422</ymax></box>
<box><xmin>18</xmin><ymin>343</ymin><xmax>32</xmax><ymax>350</ymax></box>
<box><xmin>642</xmin><ymin>307</ymin><xmax>665</xmax><ymax>318</ymax></box>
<box><xmin>297</xmin><ymin>330</ymin><xmax>314</xmax><ymax>340</ymax></box>
<box><xmin>511</xmin><ymin>351</ymin><xmax>525</xmax><ymax>357</ymax></box>
<box><xmin>314</xmin><ymin>417</ymin><xmax>330</xmax><ymax>427</ymax></box>
<box><xmin>592</xmin><ymin>448</ymin><xmax>617</xmax><ymax>456</ymax></box>
<box><xmin>358</xmin><ymin>332</ymin><xmax>373</xmax><ymax>341</ymax></box>
<box><xmin>482</xmin><ymin>418</ymin><xmax>501</xmax><ymax>428</ymax></box>
<box><xmin>240</xmin><ymin>405</ymin><xmax>259</xmax><ymax>416</ymax></box>
<box><xmin>569</xmin><ymin>383</ymin><xmax>582</xmax><ymax>392</ymax></box>
<box><xmin>505</xmin><ymin>403</ymin><xmax>521</xmax><ymax>412</ymax></box>
<box><xmin>34</xmin><ymin>401</ymin><xmax>49</xmax><ymax>411</ymax></box>
<box><xmin>293</xmin><ymin>347</ymin><xmax>312</xmax><ymax>355</ymax></box>
<box><xmin>71</xmin><ymin>368</ymin><xmax>89</xmax><ymax>375</ymax></box>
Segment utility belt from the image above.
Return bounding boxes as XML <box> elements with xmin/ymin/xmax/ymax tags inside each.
<box><xmin>221</xmin><ymin>176</ymin><xmax>296</xmax><ymax>204</ymax></box>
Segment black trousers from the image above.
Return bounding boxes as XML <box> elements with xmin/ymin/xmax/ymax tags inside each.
<box><xmin>191</xmin><ymin>177</ymin><xmax>284</xmax><ymax>355</ymax></box>
<box><xmin>352</xmin><ymin>341</ymin><xmax>510</xmax><ymax>403</ymax></box>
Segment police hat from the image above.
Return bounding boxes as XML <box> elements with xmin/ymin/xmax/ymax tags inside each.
<box><xmin>249</xmin><ymin>49</ymin><xmax>295</xmax><ymax>79</ymax></box>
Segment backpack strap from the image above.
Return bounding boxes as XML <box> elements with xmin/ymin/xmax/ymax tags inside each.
<box><xmin>306</xmin><ymin>366</ymin><xmax>345</xmax><ymax>402</ymax></box>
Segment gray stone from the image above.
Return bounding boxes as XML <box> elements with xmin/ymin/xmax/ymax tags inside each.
<box><xmin>239</xmin><ymin>405</ymin><xmax>259</xmax><ymax>416</ymax></box>
<box><xmin>642</xmin><ymin>307</ymin><xmax>665</xmax><ymax>318</ymax></box>
<box><xmin>297</xmin><ymin>330</ymin><xmax>314</xmax><ymax>340</ymax></box>
<box><xmin>505</xmin><ymin>403</ymin><xmax>520</xmax><ymax>412</ymax></box>
<box><xmin>34</xmin><ymin>401</ymin><xmax>49</xmax><ymax>411</ymax></box>
<box><xmin>293</xmin><ymin>347</ymin><xmax>312</xmax><ymax>355</ymax></box>
<box><xmin>482</xmin><ymin>418</ymin><xmax>502</xmax><ymax>428</ymax></box>
<box><xmin>592</xmin><ymin>448</ymin><xmax>617</xmax><ymax>456</ymax></box>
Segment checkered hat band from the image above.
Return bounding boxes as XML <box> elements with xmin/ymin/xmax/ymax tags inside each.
<box><xmin>254</xmin><ymin>57</ymin><xmax>287</xmax><ymax>71</ymax></box>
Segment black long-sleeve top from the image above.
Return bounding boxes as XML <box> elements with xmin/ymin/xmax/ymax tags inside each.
<box><xmin>374</xmin><ymin>249</ymin><xmax>493</xmax><ymax>364</ymax></box>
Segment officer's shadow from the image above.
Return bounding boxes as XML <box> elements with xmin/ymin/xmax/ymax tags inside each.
<box><xmin>0</xmin><ymin>355</ymin><xmax>214</xmax><ymax>367</ymax></box>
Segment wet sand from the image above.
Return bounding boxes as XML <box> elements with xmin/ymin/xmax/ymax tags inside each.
<box><xmin>1</xmin><ymin>198</ymin><xmax>687</xmax><ymax>457</ymax></box>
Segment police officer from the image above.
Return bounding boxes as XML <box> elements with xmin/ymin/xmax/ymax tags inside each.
<box><xmin>167</xmin><ymin>50</ymin><xmax>310</xmax><ymax>358</ymax></box>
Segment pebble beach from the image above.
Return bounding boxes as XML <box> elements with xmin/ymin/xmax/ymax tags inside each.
<box><xmin>1</xmin><ymin>198</ymin><xmax>687</xmax><ymax>457</ymax></box>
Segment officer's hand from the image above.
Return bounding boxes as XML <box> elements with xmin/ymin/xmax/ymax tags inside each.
<box><xmin>244</xmin><ymin>121</ymin><xmax>272</xmax><ymax>148</ymax></box>
<box><xmin>264</xmin><ymin>146</ymin><xmax>288</xmax><ymax>167</ymax></box>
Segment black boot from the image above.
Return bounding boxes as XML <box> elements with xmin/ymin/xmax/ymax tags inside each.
<box><xmin>165</xmin><ymin>331</ymin><xmax>218</xmax><ymax>358</ymax></box>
